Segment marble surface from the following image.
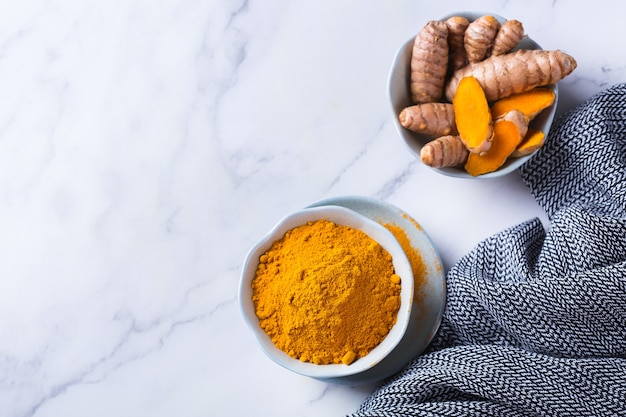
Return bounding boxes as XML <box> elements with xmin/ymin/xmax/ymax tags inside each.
<box><xmin>1</xmin><ymin>1</ymin><xmax>624</xmax><ymax>416</ymax></box>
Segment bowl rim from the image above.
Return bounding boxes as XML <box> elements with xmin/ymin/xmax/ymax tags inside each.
<box><xmin>238</xmin><ymin>205</ymin><xmax>414</xmax><ymax>378</ymax></box>
<box><xmin>388</xmin><ymin>11</ymin><xmax>559</xmax><ymax>179</ymax></box>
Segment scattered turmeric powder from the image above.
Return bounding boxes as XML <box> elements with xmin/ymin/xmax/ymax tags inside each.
<box><xmin>251</xmin><ymin>219</ymin><xmax>401</xmax><ymax>365</ymax></box>
<box><xmin>384</xmin><ymin>222</ymin><xmax>428</xmax><ymax>304</ymax></box>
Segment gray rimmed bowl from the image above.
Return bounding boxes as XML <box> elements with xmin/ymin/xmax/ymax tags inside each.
<box><xmin>239</xmin><ymin>205</ymin><xmax>415</xmax><ymax>384</ymax></box>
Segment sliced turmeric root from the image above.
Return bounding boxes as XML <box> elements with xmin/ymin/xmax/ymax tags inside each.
<box><xmin>511</xmin><ymin>128</ymin><xmax>545</xmax><ymax>157</ymax></box>
<box><xmin>453</xmin><ymin>76</ymin><xmax>494</xmax><ymax>155</ymax></box>
<box><xmin>465</xmin><ymin>117</ymin><xmax>526</xmax><ymax>176</ymax></box>
<box><xmin>498</xmin><ymin>109</ymin><xmax>529</xmax><ymax>138</ymax></box>
<box><xmin>491</xmin><ymin>88</ymin><xmax>556</xmax><ymax>120</ymax></box>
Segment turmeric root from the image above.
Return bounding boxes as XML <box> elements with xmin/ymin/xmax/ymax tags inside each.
<box><xmin>445</xmin><ymin>49</ymin><xmax>577</xmax><ymax>102</ymax></box>
<box><xmin>465</xmin><ymin>116</ymin><xmax>526</xmax><ymax>176</ymax></box>
<box><xmin>491</xmin><ymin>88</ymin><xmax>556</xmax><ymax>120</ymax></box>
<box><xmin>445</xmin><ymin>16</ymin><xmax>470</xmax><ymax>71</ymax></box>
<box><xmin>453</xmin><ymin>76</ymin><xmax>494</xmax><ymax>155</ymax></box>
<box><xmin>491</xmin><ymin>19</ymin><xmax>524</xmax><ymax>56</ymax></box>
<box><xmin>511</xmin><ymin>128</ymin><xmax>545</xmax><ymax>157</ymax></box>
<box><xmin>410</xmin><ymin>20</ymin><xmax>449</xmax><ymax>103</ymax></box>
<box><xmin>399</xmin><ymin>103</ymin><xmax>457</xmax><ymax>137</ymax></box>
<box><xmin>464</xmin><ymin>15</ymin><xmax>500</xmax><ymax>63</ymax></box>
<box><xmin>498</xmin><ymin>109</ymin><xmax>529</xmax><ymax>139</ymax></box>
<box><xmin>420</xmin><ymin>135</ymin><xmax>469</xmax><ymax>168</ymax></box>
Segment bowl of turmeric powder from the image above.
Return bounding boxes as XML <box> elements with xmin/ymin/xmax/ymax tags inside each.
<box><xmin>388</xmin><ymin>12</ymin><xmax>576</xmax><ymax>178</ymax></box>
<box><xmin>239</xmin><ymin>205</ymin><xmax>416</xmax><ymax>383</ymax></box>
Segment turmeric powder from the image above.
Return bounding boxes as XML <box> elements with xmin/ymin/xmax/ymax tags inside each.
<box><xmin>384</xmin><ymin>222</ymin><xmax>427</xmax><ymax>304</ymax></box>
<box><xmin>251</xmin><ymin>219</ymin><xmax>401</xmax><ymax>365</ymax></box>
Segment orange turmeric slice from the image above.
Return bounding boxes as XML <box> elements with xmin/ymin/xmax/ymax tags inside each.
<box><xmin>491</xmin><ymin>88</ymin><xmax>556</xmax><ymax>120</ymax></box>
<box><xmin>511</xmin><ymin>128</ymin><xmax>545</xmax><ymax>157</ymax></box>
<box><xmin>453</xmin><ymin>76</ymin><xmax>494</xmax><ymax>155</ymax></box>
<box><xmin>498</xmin><ymin>109</ymin><xmax>529</xmax><ymax>139</ymax></box>
<box><xmin>465</xmin><ymin>118</ymin><xmax>525</xmax><ymax>176</ymax></box>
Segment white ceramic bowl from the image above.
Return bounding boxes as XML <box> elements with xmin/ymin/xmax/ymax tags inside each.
<box><xmin>239</xmin><ymin>205</ymin><xmax>414</xmax><ymax>383</ymax></box>
<box><xmin>388</xmin><ymin>11</ymin><xmax>559</xmax><ymax>179</ymax></box>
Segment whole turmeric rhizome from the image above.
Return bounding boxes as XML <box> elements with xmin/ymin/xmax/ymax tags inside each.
<box><xmin>251</xmin><ymin>219</ymin><xmax>402</xmax><ymax>366</ymax></box>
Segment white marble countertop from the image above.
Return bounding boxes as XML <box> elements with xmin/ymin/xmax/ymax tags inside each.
<box><xmin>2</xmin><ymin>1</ymin><xmax>624</xmax><ymax>416</ymax></box>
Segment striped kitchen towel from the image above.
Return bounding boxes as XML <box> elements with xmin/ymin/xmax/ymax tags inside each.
<box><xmin>351</xmin><ymin>84</ymin><xmax>626</xmax><ymax>416</ymax></box>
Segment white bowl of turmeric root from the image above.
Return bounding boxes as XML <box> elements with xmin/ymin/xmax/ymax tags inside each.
<box><xmin>389</xmin><ymin>12</ymin><xmax>577</xmax><ymax>178</ymax></box>
<box><xmin>239</xmin><ymin>205</ymin><xmax>416</xmax><ymax>384</ymax></box>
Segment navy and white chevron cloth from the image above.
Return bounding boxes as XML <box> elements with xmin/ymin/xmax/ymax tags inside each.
<box><xmin>351</xmin><ymin>84</ymin><xmax>626</xmax><ymax>416</ymax></box>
